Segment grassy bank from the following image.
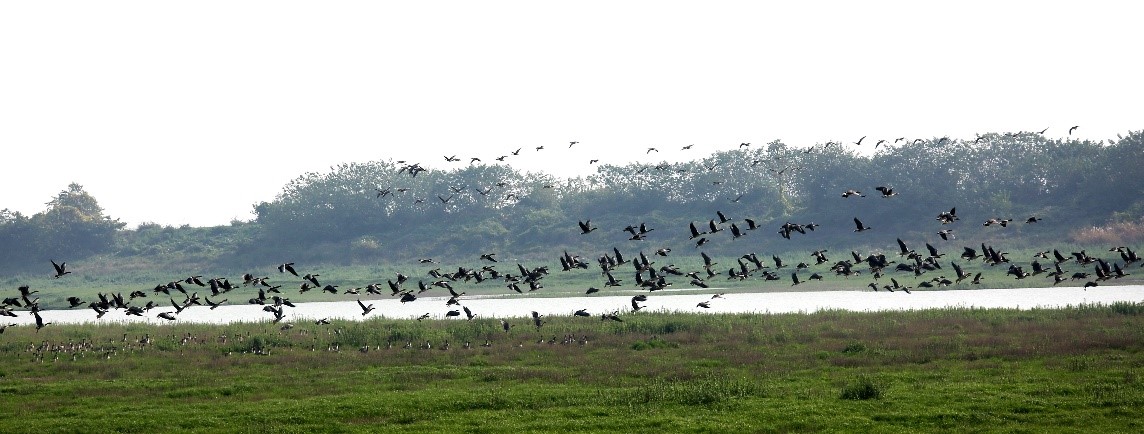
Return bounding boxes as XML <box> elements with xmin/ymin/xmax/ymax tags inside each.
<box><xmin>2</xmin><ymin>304</ymin><xmax>1143</xmax><ymax>432</ymax></box>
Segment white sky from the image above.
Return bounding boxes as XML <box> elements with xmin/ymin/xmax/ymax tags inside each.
<box><xmin>2</xmin><ymin>1</ymin><xmax>1140</xmax><ymax>228</ymax></box>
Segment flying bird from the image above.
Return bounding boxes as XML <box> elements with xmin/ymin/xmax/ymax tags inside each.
<box><xmin>357</xmin><ymin>299</ymin><xmax>375</xmax><ymax>316</ymax></box>
<box><xmin>277</xmin><ymin>263</ymin><xmax>298</xmax><ymax>276</ymax></box>
<box><xmin>51</xmin><ymin>260</ymin><xmax>70</xmax><ymax>278</ymax></box>
<box><xmin>874</xmin><ymin>186</ymin><xmax>897</xmax><ymax>198</ymax></box>
<box><xmin>578</xmin><ymin>220</ymin><xmax>597</xmax><ymax>234</ymax></box>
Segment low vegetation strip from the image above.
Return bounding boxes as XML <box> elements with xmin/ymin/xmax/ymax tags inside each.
<box><xmin>1</xmin><ymin>304</ymin><xmax>1143</xmax><ymax>432</ymax></box>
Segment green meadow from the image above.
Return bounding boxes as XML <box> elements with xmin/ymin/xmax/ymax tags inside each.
<box><xmin>2</xmin><ymin>304</ymin><xmax>1143</xmax><ymax>433</ymax></box>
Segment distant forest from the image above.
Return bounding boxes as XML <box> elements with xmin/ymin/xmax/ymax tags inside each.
<box><xmin>2</xmin><ymin>131</ymin><xmax>1143</xmax><ymax>273</ymax></box>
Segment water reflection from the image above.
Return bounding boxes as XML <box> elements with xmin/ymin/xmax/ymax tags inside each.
<box><xmin>8</xmin><ymin>285</ymin><xmax>1142</xmax><ymax>326</ymax></box>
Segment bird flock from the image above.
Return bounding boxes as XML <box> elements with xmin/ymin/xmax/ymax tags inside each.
<box><xmin>3</xmin><ymin>127</ymin><xmax>1141</xmax><ymax>334</ymax></box>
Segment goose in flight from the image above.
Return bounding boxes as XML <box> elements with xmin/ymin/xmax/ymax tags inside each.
<box><xmin>936</xmin><ymin>207</ymin><xmax>959</xmax><ymax>224</ymax></box>
<box><xmin>604</xmin><ymin>271</ymin><xmax>623</xmax><ymax>287</ymax></box>
<box><xmin>578</xmin><ymin>220</ymin><xmax>597</xmax><ymax>234</ymax></box>
<box><xmin>701</xmin><ymin>251</ymin><xmax>717</xmax><ymax>270</ymax></box>
<box><xmin>730</xmin><ymin>223</ymin><xmax>744</xmax><ymax>239</ymax></box>
<box><xmin>32</xmin><ymin>311</ymin><xmax>51</xmax><ymax>331</ymax></box>
<box><xmin>51</xmin><ymin>260</ymin><xmax>70</xmax><ymax>278</ymax></box>
<box><xmin>744</xmin><ymin>218</ymin><xmax>759</xmax><ymax>230</ymax></box>
<box><xmin>874</xmin><ymin>186</ymin><xmax>897</xmax><ymax>198</ymax></box>
<box><xmin>357</xmin><ymin>299</ymin><xmax>375</xmax><ymax>316</ymax></box>
<box><xmin>205</xmin><ymin>297</ymin><xmax>227</xmax><ymax>310</ymax></box>
<box><xmin>896</xmin><ymin>238</ymin><xmax>914</xmax><ymax>256</ymax></box>
<box><xmin>937</xmin><ymin>229</ymin><xmax>955</xmax><ymax>241</ymax></box>
<box><xmin>631</xmin><ymin>295</ymin><xmax>647</xmax><ymax>311</ymax></box>
<box><xmin>853</xmin><ymin>218</ymin><xmax>872</xmax><ymax>232</ymax></box>
<box><xmin>689</xmin><ymin>221</ymin><xmax>706</xmax><ymax>239</ymax></box>
<box><xmin>278</xmin><ymin>263</ymin><xmax>298</xmax><ymax>276</ymax></box>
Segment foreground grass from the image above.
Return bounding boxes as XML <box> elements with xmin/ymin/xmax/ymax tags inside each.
<box><xmin>2</xmin><ymin>305</ymin><xmax>1144</xmax><ymax>432</ymax></box>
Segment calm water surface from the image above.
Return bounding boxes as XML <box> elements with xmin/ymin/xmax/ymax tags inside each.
<box><xmin>8</xmin><ymin>285</ymin><xmax>1143</xmax><ymax>326</ymax></box>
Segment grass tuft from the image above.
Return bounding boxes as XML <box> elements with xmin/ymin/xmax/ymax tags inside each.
<box><xmin>840</xmin><ymin>375</ymin><xmax>884</xmax><ymax>400</ymax></box>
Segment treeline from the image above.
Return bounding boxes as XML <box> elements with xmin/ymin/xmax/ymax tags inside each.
<box><xmin>2</xmin><ymin>131</ymin><xmax>1142</xmax><ymax>273</ymax></box>
<box><xmin>243</xmin><ymin>131</ymin><xmax>1144</xmax><ymax>265</ymax></box>
<box><xmin>0</xmin><ymin>183</ymin><xmax>125</xmax><ymax>268</ymax></box>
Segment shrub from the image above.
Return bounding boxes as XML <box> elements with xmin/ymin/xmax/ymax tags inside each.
<box><xmin>1069</xmin><ymin>218</ymin><xmax>1144</xmax><ymax>244</ymax></box>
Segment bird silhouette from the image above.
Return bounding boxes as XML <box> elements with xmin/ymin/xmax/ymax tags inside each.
<box><xmin>51</xmin><ymin>260</ymin><xmax>70</xmax><ymax>278</ymax></box>
<box><xmin>631</xmin><ymin>295</ymin><xmax>647</xmax><ymax>311</ymax></box>
<box><xmin>853</xmin><ymin>218</ymin><xmax>872</xmax><ymax>232</ymax></box>
<box><xmin>874</xmin><ymin>186</ymin><xmax>897</xmax><ymax>198</ymax></box>
<box><xmin>357</xmin><ymin>299</ymin><xmax>375</xmax><ymax>316</ymax></box>
<box><xmin>578</xmin><ymin>220</ymin><xmax>597</xmax><ymax>234</ymax></box>
<box><xmin>278</xmin><ymin>263</ymin><xmax>298</xmax><ymax>276</ymax></box>
<box><xmin>689</xmin><ymin>221</ymin><xmax>706</xmax><ymax>239</ymax></box>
